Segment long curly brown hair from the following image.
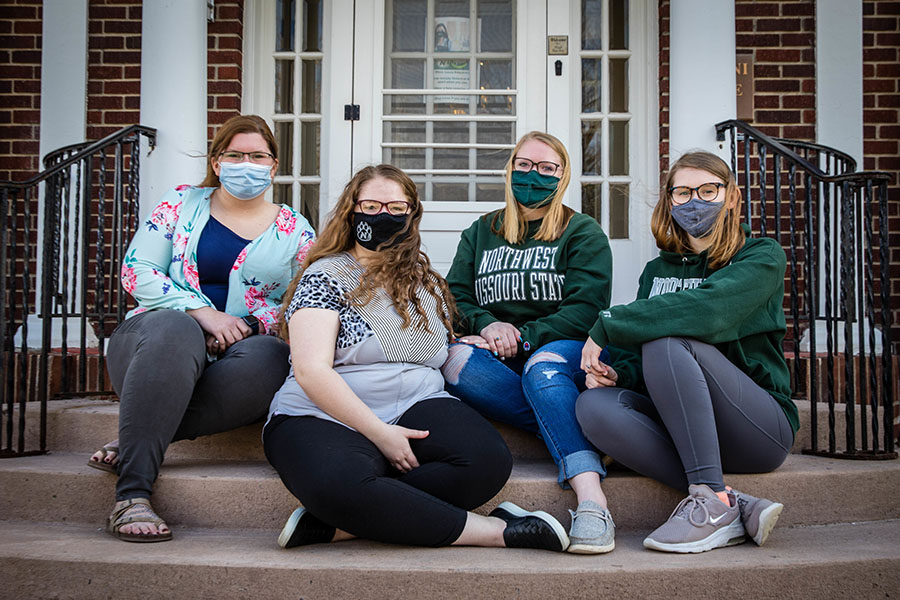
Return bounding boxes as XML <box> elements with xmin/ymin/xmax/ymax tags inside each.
<box><xmin>279</xmin><ymin>164</ymin><xmax>457</xmax><ymax>340</ymax></box>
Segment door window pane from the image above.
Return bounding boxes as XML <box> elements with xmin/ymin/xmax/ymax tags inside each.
<box><xmin>384</xmin><ymin>0</ymin><xmax>516</xmax><ymax>201</ymax></box>
<box><xmin>275</xmin><ymin>59</ymin><xmax>294</xmax><ymax>114</ymax></box>
<box><xmin>610</xmin><ymin>0</ymin><xmax>628</xmax><ymax>50</ymax></box>
<box><xmin>579</xmin><ymin>0</ymin><xmax>631</xmax><ymax>238</ymax></box>
<box><xmin>271</xmin><ymin>1</ymin><xmax>323</xmax><ymax>226</ymax></box>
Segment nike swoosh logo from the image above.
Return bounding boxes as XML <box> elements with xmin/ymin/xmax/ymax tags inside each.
<box><xmin>709</xmin><ymin>513</ymin><xmax>730</xmax><ymax>524</ymax></box>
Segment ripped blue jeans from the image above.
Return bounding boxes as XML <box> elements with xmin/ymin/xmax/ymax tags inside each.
<box><xmin>442</xmin><ymin>339</ymin><xmax>609</xmax><ymax>488</ymax></box>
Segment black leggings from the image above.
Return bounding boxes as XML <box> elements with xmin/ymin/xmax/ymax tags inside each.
<box><xmin>263</xmin><ymin>397</ymin><xmax>513</xmax><ymax>547</ymax></box>
<box><xmin>576</xmin><ymin>337</ymin><xmax>794</xmax><ymax>493</ymax></box>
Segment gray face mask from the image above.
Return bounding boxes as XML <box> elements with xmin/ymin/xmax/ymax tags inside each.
<box><xmin>671</xmin><ymin>197</ymin><xmax>725</xmax><ymax>238</ymax></box>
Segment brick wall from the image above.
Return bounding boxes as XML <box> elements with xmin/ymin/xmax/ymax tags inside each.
<box><xmin>208</xmin><ymin>0</ymin><xmax>245</xmax><ymax>140</ymax></box>
<box><xmin>863</xmin><ymin>1</ymin><xmax>900</xmax><ymax>350</ymax></box>
<box><xmin>0</xmin><ymin>0</ymin><xmax>42</xmax><ymax>182</ymax></box>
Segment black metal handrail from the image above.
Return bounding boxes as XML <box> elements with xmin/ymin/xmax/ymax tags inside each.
<box><xmin>716</xmin><ymin>119</ymin><xmax>896</xmax><ymax>459</ymax></box>
<box><xmin>1</xmin><ymin>125</ymin><xmax>156</xmax><ymax>457</ymax></box>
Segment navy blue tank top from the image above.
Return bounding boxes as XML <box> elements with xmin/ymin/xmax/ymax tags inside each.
<box><xmin>197</xmin><ymin>216</ymin><xmax>251</xmax><ymax>312</ymax></box>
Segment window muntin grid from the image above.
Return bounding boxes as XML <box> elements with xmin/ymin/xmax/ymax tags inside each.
<box><xmin>272</xmin><ymin>0</ymin><xmax>324</xmax><ymax>227</ymax></box>
<box><xmin>580</xmin><ymin>0</ymin><xmax>631</xmax><ymax>239</ymax></box>
<box><xmin>383</xmin><ymin>0</ymin><xmax>517</xmax><ymax>202</ymax></box>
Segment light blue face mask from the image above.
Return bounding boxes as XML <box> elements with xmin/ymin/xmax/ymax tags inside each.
<box><xmin>671</xmin><ymin>197</ymin><xmax>725</xmax><ymax>238</ymax></box>
<box><xmin>218</xmin><ymin>161</ymin><xmax>273</xmax><ymax>200</ymax></box>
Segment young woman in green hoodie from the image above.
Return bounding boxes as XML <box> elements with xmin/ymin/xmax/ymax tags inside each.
<box><xmin>577</xmin><ymin>151</ymin><xmax>797</xmax><ymax>555</ymax></box>
<box><xmin>442</xmin><ymin>131</ymin><xmax>618</xmax><ymax>554</ymax></box>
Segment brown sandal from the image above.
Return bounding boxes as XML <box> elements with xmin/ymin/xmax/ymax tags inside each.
<box><xmin>107</xmin><ymin>498</ymin><xmax>173</xmax><ymax>543</ymax></box>
<box><xmin>87</xmin><ymin>443</ymin><xmax>119</xmax><ymax>474</ymax></box>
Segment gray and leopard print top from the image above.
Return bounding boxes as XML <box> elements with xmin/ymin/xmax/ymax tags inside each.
<box><xmin>267</xmin><ymin>252</ymin><xmax>455</xmax><ymax>428</ymax></box>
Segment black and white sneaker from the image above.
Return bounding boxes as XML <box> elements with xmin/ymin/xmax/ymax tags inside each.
<box><xmin>277</xmin><ymin>507</ymin><xmax>336</xmax><ymax>548</ymax></box>
<box><xmin>489</xmin><ymin>501</ymin><xmax>570</xmax><ymax>552</ymax></box>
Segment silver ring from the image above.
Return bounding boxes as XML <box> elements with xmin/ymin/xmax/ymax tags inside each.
<box><xmin>214</xmin><ymin>340</ymin><xmax>219</xmax><ymax>345</ymax></box>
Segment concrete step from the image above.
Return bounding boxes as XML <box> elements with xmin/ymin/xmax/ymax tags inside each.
<box><xmin>10</xmin><ymin>398</ymin><xmax>887</xmax><ymax>461</ymax></box>
<box><xmin>1</xmin><ymin>451</ymin><xmax>898</xmax><ymax>533</ymax></box>
<box><xmin>0</xmin><ymin>517</ymin><xmax>897</xmax><ymax>600</ymax></box>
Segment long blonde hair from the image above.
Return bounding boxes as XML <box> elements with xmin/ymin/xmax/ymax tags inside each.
<box><xmin>279</xmin><ymin>164</ymin><xmax>457</xmax><ymax>339</ymax></box>
<box><xmin>491</xmin><ymin>131</ymin><xmax>574</xmax><ymax>244</ymax></box>
<box><xmin>651</xmin><ymin>151</ymin><xmax>744</xmax><ymax>268</ymax></box>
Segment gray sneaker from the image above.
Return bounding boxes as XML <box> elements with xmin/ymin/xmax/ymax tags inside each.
<box><xmin>567</xmin><ymin>500</ymin><xmax>615</xmax><ymax>554</ymax></box>
<box><xmin>730</xmin><ymin>488</ymin><xmax>784</xmax><ymax>546</ymax></box>
<box><xmin>643</xmin><ymin>484</ymin><xmax>746</xmax><ymax>553</ymax></box>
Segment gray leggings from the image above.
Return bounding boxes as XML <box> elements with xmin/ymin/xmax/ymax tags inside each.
<box><xmin>106</xmin><ymin>309</ymin><xmax>290</xmax><ymax>501</ymax></box>
<box><xmin>576</xmin><ymin>337</ymin><xmax>794</xmax><ymax>492</ymax></box>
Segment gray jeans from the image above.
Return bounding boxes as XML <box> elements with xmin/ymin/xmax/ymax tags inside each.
<box><xmin>576</xmin><ymin>337</ymin><xmax>794</xmax><ymax>492</ymax></box>
<box><xmin>106</xmin><ymin>309</ymin><xmax>290</xmax><ymax>501</ymax></box>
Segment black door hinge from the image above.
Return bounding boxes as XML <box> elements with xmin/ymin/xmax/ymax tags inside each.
<box><xmin>344</xmin><ymin>104</ymin><xmax>360</xmax><ymax>121</ymax></box>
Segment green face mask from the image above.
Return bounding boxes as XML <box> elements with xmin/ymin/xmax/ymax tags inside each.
<box><xmin>511</xmin><ymin>170</ymin><xmax>560</xmax><ymax>208</ymax></box>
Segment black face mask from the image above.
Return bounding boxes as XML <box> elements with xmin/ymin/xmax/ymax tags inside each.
<box><xmin>353</xmin><ymin>212</ymin><xmax>410</xmax><ymax>251</ymax></box>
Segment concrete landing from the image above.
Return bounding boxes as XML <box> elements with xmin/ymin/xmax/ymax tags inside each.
<box><xmin>0</xmin><ymin>518</ymin><xmax>897</xmax><ymax>599</ymax></box>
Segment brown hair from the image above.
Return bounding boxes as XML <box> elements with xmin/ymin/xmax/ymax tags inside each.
<box><xmin>279</xmin><ymin>164</ymin><xmax>457</xmax><ymax>340</ymax></box>
<box><xmin>198</xmin><ymin>115</ymin><xmax>278</xmax><ymax>188</ymax></box>
<box><xmin>650</xmin><ymin>151</ymin><xmax>744</xmax><ymax>268</ymax></box>
<box><xmin>491</xmin><ymin>131</ymin><xmax>575</xmax><ymax>244</ymax></box>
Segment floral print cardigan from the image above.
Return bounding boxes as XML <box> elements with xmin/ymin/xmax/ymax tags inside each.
<box><xmin>121</xmin><ymin>185</ymin><xmax>316</xmax><ymax>335</ymax></box>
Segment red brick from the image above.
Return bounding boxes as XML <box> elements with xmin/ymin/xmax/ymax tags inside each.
<box><xmin>1</xmin><ymin>6</ymin><xmax>38</xmax><ymax>19</ymax></box>
<box><xmin>1</xmin><ymin>35</ymin><xmax>38</xmax><ymax>49</ymax></box>
<box><xmin>214</xmin><ymin>96</ymin><xmax>240</xmax><ymax>110</ymax></box>
<box><xmin>0</xmin><ymin>65</ymin><xmax>35</xmax><ymax>78</ymax></box>
<box><xmin>124</xmin><ymin>96</ymin><xmax>139</xmax><ymax>109</ymax></box>
<box><xmin>13</xmin><ymin>20</ymin><xmax>41</xmax><ymax>34</ymax></box>
<box><xmin>209</xmin><ymin>81</ymin><xmax>241</xmax><ymax>94</ymax></box>
<box><xmin>208</xmin><ymin>50</ymin><xmax>241</xmax><ymax>64</ymax></box>
<box><xmin>755</xmin><ymin>18</ymin><xmax>803</xmax><ymax>32</ymax></box>
<box><xmin>1</xmin><ymin>95</ymin><xmax>33</xmax><ymax>109</ymax></box>
<box><xmin>756</xmin><ymin>49</ymin><xmax>802</xmax><ymax>62</ymax></box>
<box><xmin>102</xmin><ymin>50</ymin><xmax>141</xmax><ymax>64</ymax></box>
<box><xmin>868</xmin><ymin>141</ymin><xmax>900</xmax><ymax>154</ymax></box>
<box><xmin>102</xmin><ymin>20</ymin><xmax>141</xmax><ymax>35</ymax></box>
<box><xmin>864</xmin><ymin>95</ymin><xmax>876</xmax><ymax>108</ymax></box>
<box><xmin>213</xmin><ymin>36</ymin><xmax>242</xmax><ymax>51</ymax></box>
<box><xmin>863</xmin><ymin>16</ymin><xmax>899</xmax><ymax>31</ymax></box>
<box><xmin>782</xmin><ymin>125</ymin><xmax>815</xmax><ymax>141</ymax></box>
<box><xmin>876</xmin><ymin>64</ymin><xmax>900</xmax><ymax>78</ymax></box>
<box><xmin>756</xmin><ymin>110</ymin><xmax>802</xmax><ymax>124</ymax></box>
<box><xmin>753</xmin><ymin>64</ymin><xmax>781</xmax><ymax>77</ymax></box>
<box><xmin>102</xmin><ymin>81</ymin><xmax>139</xmax><ymax>94</ymax></box>
<box><xmin>736</xmin><ymin>34</ymin><xmax>780</xmax><ymax>47</ymax></box>
<box><xmin>880</xmin><ymin>126</ymin><xmax>900</xmax><ymax>139</ymax></box>
<box><xmin>104</xmin><ymin>111</ymin><xmax>139</xmax><ymax>125</ymax></box>
<box><xmin>755</xmin><ymin>96</ymin><xmax>780</xmax><ymax>109</ymax></box>
<box><xmin>781</xmin><ymin>2</ymin><xmax>815</xmax><ymax>17</ymax></box>
<box><xmin>781</xmin><ymin>64</ymin><xmax>814</xmax><ymax>77</ymax></box>
<box><xmin>0</xmin><ymin>110</ymin><xmax>11</xmax><ymax>124</ymax></box>
<box><xmin>736</xmin><ymin>2</ymin><xmax>780</xmax><ymax>18</ymax></box>
<box><xmin>90</xmin><ymin>65</ymin><xmax>123</xmax><ymax>79</ymax></box>
<box><xmin>217</xmin><ymin>66</ymin><xmax>240</xmax><ymax>80</ymax></box>
<box><xmin>875</xmin><ymin>2</ymin><xmax>900</xmax><ymax>14</ymax></box>
<box><xmin>864</xmin><ymin>48</ymin><xmax>898</xmax><ymax>62</ymax></box>
<box><xmin>801</xmin><ymin>79</ymin><xmax>816</xmax><ymax>93</ymax></box>
<box><xmin>89</xmin><ymin>96</ymin><xmax>124</xmax><ymax>110</ymax></box>
<box><xmin>756</xmin><ymin>79</ymin><xmax>800</xmax><ymax>92</ymax></box>
<box><xmin>783</xmin><ymin>95</ymin><xmax>814</xmax><ymax>109</ymax></box>
<box><xmin>93</xmin><ymin>6</ymin><xmax>128</xmax><ymax>19</ymax></box>
<box><xmin>865</xmin><ymin>109</ymin><xmax>899</xmax><ymax>122</ymax></box>
<box><xmin>877</xmin><ymin>33</ymin><xmax>900</xmax><ymax>45</ymax></box>
<box><xmin>12</xmin><ymin>109</ymin><xmax>40</xmax><ymax>124</ymax></box>
<box><xmin>90</xmin><ymin>36</ymin><xmax>125</xmax><ymax>49</ymax></box>
<box><xmin>865</xmin><ymin>79</ymin><xmax>897</xmax><ymax>93</ymax></box>
<box><xmin>123</xmin><ymin>66</ymin><xmax>141</xmax><ymax>78</ymax></box>
<box><xmin>878</xmin><ymin>96</ymin><xmax>900</xmax><ymax>108</ymax></box>
<box><xmin>878</xmin><ymin>156</ymin><xmax>900</xmax><ymax>170</ymax></box>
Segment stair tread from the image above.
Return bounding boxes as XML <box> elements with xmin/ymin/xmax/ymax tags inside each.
<box><xmin>2</xmin><ymin>517</ymin><xmax>898</xmax><ymax>573</ymax></box>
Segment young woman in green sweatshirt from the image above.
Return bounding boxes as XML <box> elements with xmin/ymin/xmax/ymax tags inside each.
<box><xmin>442</xmin><ymin>131</ymin><xmax>618</xmax><ymax>554</ymax></box>
<box><xmin>577</xmin><ymin>151</ymin><xmax>797</xmax><ymax>555</ymax></box>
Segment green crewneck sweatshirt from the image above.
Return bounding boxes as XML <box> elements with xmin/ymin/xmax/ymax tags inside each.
<box><xmin>447</xmin><ymin>211</ymin><xmax>612</xmax><ymax>358</ymax></box>
<box><xmin>589</xmin><ymin>225</ymin><xmax>798</xmax><ymax>433</ymax></box>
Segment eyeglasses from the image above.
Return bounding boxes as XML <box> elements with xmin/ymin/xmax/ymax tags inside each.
<box><xmin>668</xmin><ymin>182</ymin><xmax>726</xmax><ymax>205</ymax></box>
<box><xmin>355</xmin><ymin>199</ymin><xmax>411</xmax><ymax>216</ymax></box>
<box><xmin>512</xmin><ymin>157</ymin><xmax>561</xmax><ymax>176</ymax></box>
<box><xmin>218</xmin><ymin>150</ymin><xmax>276</xmax><ymax>165</ymax></box>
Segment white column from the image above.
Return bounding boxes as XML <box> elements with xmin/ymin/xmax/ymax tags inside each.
<box><xmin>139</xmin><ymin>0</ymin><xmax>208</xmax><ymax>217</ymax></box>
<box><xmin>668</xmin><ymin>0</ymin><xmax>736</xmax><ymax>161</ymax></box>
<box><xmin>18</xmin><ymin>0</ymin><xmax>91</xmax><ymax>349</ymax></box>
<box><xmin>816</xmin><ymin>0</ymin><xmax>863</xmax><ymax>166</ymax></box>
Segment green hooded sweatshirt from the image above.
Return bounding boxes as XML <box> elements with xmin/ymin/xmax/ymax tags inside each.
<box><xmin>447</xmin><ymin>211</ymin><xmax>612</xmax><ymax>357</ymax></box>
<box><xmin>589</xmin><ymin>225</ymin><xmax>798</xmax><ymax>434</ymax></box>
